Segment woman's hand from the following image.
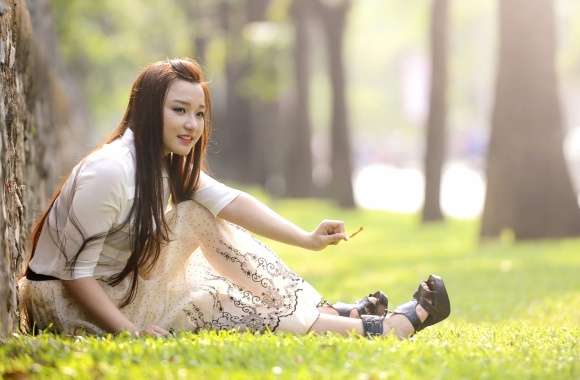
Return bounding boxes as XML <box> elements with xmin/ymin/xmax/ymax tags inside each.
<box><xmin>302</xmin><ymin>219</ymin><xmax>348</xmax><ymax>251</ymax></box>
<box><xmin>136</xmin><ymin>324</ymin><xmax>170</xmax><ymax>337</ymax></box>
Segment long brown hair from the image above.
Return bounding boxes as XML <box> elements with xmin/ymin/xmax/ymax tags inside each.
<box><xmin>29</xmin><ymin>58</ymin><xmax>212</xmax><ymax>307</ymax></box>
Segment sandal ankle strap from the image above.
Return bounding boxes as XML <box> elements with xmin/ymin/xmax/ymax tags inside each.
<box><xmin>360</xmin><ymin>315</ymin><xmax>384</xmax><ymax>337</ymax></box>
<box><xmin>394</xmin><ymin>300</ymin><xmax>423</xmax><ymax>332</ymax></box>
<box><xmin>332</xmin><ymin>291</ymin><xmax>389</xmax><ymax>318</ymax></box>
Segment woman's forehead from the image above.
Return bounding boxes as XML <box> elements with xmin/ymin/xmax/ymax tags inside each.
<box><xmin>166</xmin><ymin>80</ymin><xmax>204</xmax><ymax>104</ymax></box>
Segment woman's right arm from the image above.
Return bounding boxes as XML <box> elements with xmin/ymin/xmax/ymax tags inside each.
<box><xmin>62</xmin><ymin>278</ymin><xmax>169</xmax><ymax>336</ymax></box>
<box><xmin>62</xmin><ymin>278</ymin><xmax>136</xmax><ymax>333</ymax></box>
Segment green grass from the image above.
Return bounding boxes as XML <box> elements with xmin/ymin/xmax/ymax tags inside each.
<box><xmin>2</xmin><ymin>198</ymin><xmax>580</xmax><ymax>379</ymax></box>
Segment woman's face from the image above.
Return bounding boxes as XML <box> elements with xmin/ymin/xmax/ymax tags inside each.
<box><xmin>162</xmin><ymin>79</ymin><xmax>205</xmax><ymax>156</ymax></box>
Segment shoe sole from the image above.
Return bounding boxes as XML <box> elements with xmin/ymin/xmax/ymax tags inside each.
<box><xmin>423</xmin><ymin>274</ymin><xmax>451</xmax><ymax>327</ymax></box>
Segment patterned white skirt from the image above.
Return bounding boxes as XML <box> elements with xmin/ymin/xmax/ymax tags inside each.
<box><xmin>19</xmin><ymin>201</ymin><xmax>323</xmax><ymax>335</ymax></box>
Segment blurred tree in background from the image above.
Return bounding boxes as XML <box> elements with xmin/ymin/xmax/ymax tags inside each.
<box><xmin>176</xmin><ymin>0</ymin><xmax>213</xmax><ymax>66</ymax></box>
<box><xmin>284</xmin><ymin>0</ymin><xmax>314</xmax><ymax>197</ymax></box>
<box><xmin>36</xmin><ymin>0</ymin><xmax>580</xmax><ymax>227</ymax></box>
<box><xmin>51</xmin><ymin>0</ymin><xmax>192</xmax><ymax>140</ymax></box>
<box><xmin>481</xmin><ymin>0</ymin><xmax>580</xmax><ymax>240</ymax></box>
<box><xmin>212</xmin><ymin>0</ymin><xmax>254</xmax><ymax>183</ymax></box>
<box><xmin>313</xmin><ymin>0</ymin><xmax>355</xmax><ymax>207</ymax></box>
<box><xmin>422</xmin><ymin>0</ymin><xmax>448</xmax><ymax>223</ymax></box>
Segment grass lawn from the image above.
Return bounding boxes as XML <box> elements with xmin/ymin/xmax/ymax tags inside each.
<box><xmin>2</xmin><ymin>197</ymin><xmax>579</xmax><ymax>379</ymax></box>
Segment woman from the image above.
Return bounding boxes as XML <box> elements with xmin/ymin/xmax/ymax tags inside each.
<box><xmin>19</xmin><ymin>58</ymin><xmax>450</xmax><ymax>338</ymax></box>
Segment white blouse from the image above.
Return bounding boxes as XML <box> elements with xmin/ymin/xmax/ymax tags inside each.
<box><xmin>29</xmin><ymin>128</ymin><xmax>240</xmax><ymax>280</ymax></box>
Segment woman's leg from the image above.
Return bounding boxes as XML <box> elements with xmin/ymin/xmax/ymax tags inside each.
<box><xmin>169</xmin><ymin>201</ymin><xmax>323</xmax><ymax>334</ymax></box>
<box><xmin>317</xmin><ymin>306</ymin><xmax>360</xmax><ymax>318</ymax></box>
<box><xmin>310</xmin><ymin>304</ymin><xmax>429</xmax><ymax>338</ymax></box>
<box><xmin>167</xmin><ymin>201</ymin><xmax>443</xmax><ymax>338</ymax></box>
<box><xmin>318</xmin><ymin>292</ymin><xmax>388</xmax><ymax>318</ymax></box>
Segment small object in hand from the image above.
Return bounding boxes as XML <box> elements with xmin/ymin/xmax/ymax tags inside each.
<box><xmin>349</xmin><ymin>226</ymin><xmax>364</xmax><ymax>239</ymax></box>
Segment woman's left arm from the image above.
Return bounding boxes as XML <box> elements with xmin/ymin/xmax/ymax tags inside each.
<box><xmin>217</xmin><ymin>191</ymin><xmax>348</xmax><ymax>251</ymax></box>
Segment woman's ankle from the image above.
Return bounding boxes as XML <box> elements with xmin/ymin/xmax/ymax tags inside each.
<box><xmin>384</xmin><ymin>314</ymin><xmax>414</xmax><ymax>339</ymax></box>
<box><xmin>383</xmin><ymin>305</ymin><xmax>429</xmax><ymax>339</ymax></box>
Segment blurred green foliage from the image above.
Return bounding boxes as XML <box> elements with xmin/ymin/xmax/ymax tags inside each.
<box><xmin>52</xmin><ymin>0</ymin><xmax>295</xmax><ymax>136</ymax></box>
<box><xmin>51</xmin><ymin>1</ymin><xmax>580</xmax><ymax>137</ymax></box>
<box><xmin>53</xmin><ymin>0</ymin><xmax>194</xmax><ymax>132</ymax></box>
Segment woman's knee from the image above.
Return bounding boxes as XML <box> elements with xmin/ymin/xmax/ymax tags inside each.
<box><xmin>169</xmin><ymin>200</ymin><xmax>221</xmax><ymax>241</ymax></box>
<box><xmin>174</xmin><ymin>200</ymin><xmax>214</xmax><ymax>221</ymax></box>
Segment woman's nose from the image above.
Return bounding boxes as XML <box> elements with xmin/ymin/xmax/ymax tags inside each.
<box><xmin>184</xmin><ymin>114</ymin><xmax>198</xmax><ymax>129</ymax></box>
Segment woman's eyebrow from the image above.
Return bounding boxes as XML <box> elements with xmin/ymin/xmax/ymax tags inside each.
<box><xmin>173</xmin><ymin>100</ymin><xmax>205</xmax><ymax>109</ymax></box>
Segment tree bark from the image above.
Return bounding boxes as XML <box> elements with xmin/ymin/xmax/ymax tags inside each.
<box><xmin>284</xmin><ymin>0</ymin><xmax>314</xmax><ymax>197</ymax></box>
<box><xmin>314</xmin><ymin>0</ymin><xmax>355</xmax><ymax>207</ymax></box>
<box><xmin>1</xmin><ymin>0</ymin><xmax>71</xmax><ymax>337</ymax></box>
<box><xmin>422</xmin><ymin>0</ymin><xmax>448</xmax><ymax>223</ymax></box>
<box><xmin>481</xmin><ymin>0</ymin><xmax>580</xmax><ymax>240</ymax></box>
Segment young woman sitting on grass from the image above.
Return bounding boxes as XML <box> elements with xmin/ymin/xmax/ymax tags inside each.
<box><xmin>19</xmin><ymin>58</ymin><xmax>450</xmax><ymax>339</ymax></box>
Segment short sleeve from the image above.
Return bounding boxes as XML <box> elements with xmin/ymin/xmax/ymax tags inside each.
<box><xmin>192</xmin><ymin>171</ymin><xmax>241</xmax><ymax>216</ymax></box>
<box><xmin>30</xmin><ymin>158</ymin><xmax>126</xmax><ymax>280</ymax></box>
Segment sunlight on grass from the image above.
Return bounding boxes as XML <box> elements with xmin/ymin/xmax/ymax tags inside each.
<box><xmin>2</xmin><ymin>199</ymin><xmax>579</xmax><ymax>379</ymax></box>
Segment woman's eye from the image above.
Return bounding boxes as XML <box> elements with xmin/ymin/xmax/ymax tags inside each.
<box><xmin>173</xmin><ymin>107</ymin><xmax>186</xmax><ymax>114</ymax></box>
<box><xmin>196</xmin><ymin>112</ymin><xmax>205</xmax><ymax>118</ymax></box>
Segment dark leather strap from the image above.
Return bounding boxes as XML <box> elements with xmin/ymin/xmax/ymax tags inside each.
<box><xmin>332</xmin><ymin>291</ymin><xmax>389</xmax><ymax>317</ymax></box>
<box><xmin>413</xmin><ymin>283</ymin><xmax>437</xmax><ymax>315</ymax></box>
<box><xmin>394</xmin><ymin>300</ymin><xmax>423</xmax><ymax>332</ymax></box>
<box><xmin>361</xmin><ymin>315</ymin><xmax>384</xmax><ymax>337</ymax></box>
<box><xmin>26</xmin><ymin>267</ymin><xmax>59</xmax><ymax>281</ymax></box>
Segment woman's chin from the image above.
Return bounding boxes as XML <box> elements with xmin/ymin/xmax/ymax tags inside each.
<box><xmin>170</xmin><ymin>147</ymin><xmax>193</xmax><ymax>156</ymax></box>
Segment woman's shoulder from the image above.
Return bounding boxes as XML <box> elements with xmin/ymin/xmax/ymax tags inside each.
<box><xmin>74</xmin><ymin>139</ymin><xmax>135</xmax><ymax>189</ymax></box>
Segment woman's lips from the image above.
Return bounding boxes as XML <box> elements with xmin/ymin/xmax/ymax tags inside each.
<box><xmin>178</xmin><ymin>135</ymin><xmax>193</xmax><ymax>145</ymax></box>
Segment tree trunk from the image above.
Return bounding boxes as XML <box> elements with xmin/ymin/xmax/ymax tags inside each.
<box><xmin>284</xmin><ymin>0</ymin><xmax>314</xmax><ymax>197</ymax></box>
<box><xmin>178</xmin><ymin>0</ymin><xmax>222</xmax><ymax>66</ymax></box>
<box><xmin>481</xmin><ymin>0</ymin><xmax>580</xmax><ymax>240</ymax></box>
<box><xmin>210</xmin><ymin>0</ymin><xmax>254</xmax><ymax>184</ymax></box>
<box><xmin>246</xmin><ymin>0</ymin><xmax>269</xmax><ymax>22</ymax></box>
<box><xmin>0</xmin><ymin>0</ymin><xmax>71</xmax><ymax>337</ymax></box>
<box><xmin>28</xmin><ymin>0</ymin><xmax>87</xmax><ymax>178</ymax></box>
<box><xmin>245</xmin><ymin>0</ymin><xmax>275</xmax><ymax>188</ymax></box>
<box><xmin>184</xmin><ymin>0</ymin><xmax>209</xmax><ymax>65</ymax></box>
<box><xmin>422</xmin><ymin>0</ymin><xmax>448</xmax><ymax>223</ymax></box>
<box><xmin>314</xmin><ymin>0</ymin><xmax>355</xmax><ymax>207</ymax></box>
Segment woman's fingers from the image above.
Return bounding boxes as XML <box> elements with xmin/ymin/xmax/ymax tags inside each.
<box><xmin>318</xmin><ymin>220</ymin><xmax>347</xmax><ymax>237</ymax></box>
<box><xmin>323</xmin><ymin>232</ymin><xmax>348</xmax><ymax>245</ymax></box>
<box><xmin>152</xmin><ymin>325</ymin><xmax>170</xmax><ymax>336</ymax></box>
<box><xmin>141</xmin><ymin>324</ymin><xmax>170</xmax><ymax>337</ymax></box>
<box><xmin>324</xmin><ymin>220</ymin><xmax>345</xmax><ymax>234</ymax></box>
<box><xmin>154</xmin><ymin>326</ymin><xmax>170</xmax><ymax>336</ymax></box>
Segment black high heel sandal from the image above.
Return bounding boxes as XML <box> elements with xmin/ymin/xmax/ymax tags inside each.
<box><xmin>393</xmin><ymin>274</ymin><xmax>450</xmax><ymax>333</ymax></box>
<box><xmin>330</xmin><ymin>291</ymin><xmax>389</xmax><ymax>318</ymax></box>
<box><xmin>360</xmin><ymin>274</ymin><xmax>450</xmax><ymax>337</ymax></box>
